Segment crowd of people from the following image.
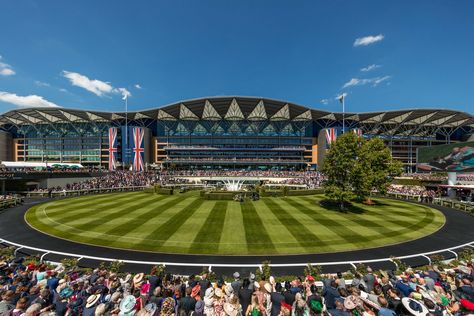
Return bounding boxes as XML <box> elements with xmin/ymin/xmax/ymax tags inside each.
<box><xmin>0</xmin><ymin>255</ymin><xmax>473</xmax><ymax>316</ymax></box>
<box><xmin>32</xmin><ymin>172</ymin><xmax>160</xmax><ymax>194</ymax></box>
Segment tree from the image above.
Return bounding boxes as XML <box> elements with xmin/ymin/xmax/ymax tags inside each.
<box><xmin>353</xmin><ymin>137</ymin><xmax>402</xmax><ymax>201</ymax></box>
<box><xmin>321</xmin><ymin>132</ymin><xmax>402</xmax><ymax>209</ymax></box>
<box><xmin>321</xmin><ymin>132</ymin><xmax>360</xmax><ymax>210</ymax></box>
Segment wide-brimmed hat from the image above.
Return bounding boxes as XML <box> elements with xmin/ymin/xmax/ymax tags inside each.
<box><xmin>215</xmin><ymin>287</ymin><xmax>224</xmax><ymax>298</ymax></box>
<box><xmin>344</xmin><ymin>295</ymin><xmax>361</xmax><ymax>310</ymax></box>
<box><xmin>401</xmin><ymin>297</ymin><xmax>429</xmax><ymax>316</ymax></box>
<box><xmin>119</xmin><ymin>295</ymin><xmax>137</xmax><ymax>316</ymax></box>
<box><xmin>145</xmin><ymin>303</ymin><xmax>157</xmax><ymax>316</ymax></box>
<box><xmin>111</xmin><ymin>291</ymin><xmax>122</xmax><ymax>303</ymax></box>
<box><xmin>95</xmin><ymin>303</ymin><xmax>107</xmax><ymax>316</ymax></box>
<box><xmin>379</xmin><ymin>270</ymin><xmax>389</xmax><ymax>279</ymax></box>
<box><xmin>192</xmin><ymin>284</ymin><xmax>201</xmax><ymax>297</ymax></box>
<box><xmin>225</xmin><ymin>284</ymin><xmax>234</xmax><ymax>297</ymax></box>
<box><xmin>133</xmin><ymin>273</ymin><xmax>144</xmax><ymax>286</ymax></box>
<box><xmin>205</xmin><ymin>287</ymin><xmax>214</xmax><ymax>299</ymax></box>
<box><xmin>86</xmin><ymin>294</ymin><xmax>100</xmax><ymax>308</ymax></box>
<box><xmin>253</xmin><ymin>281</ymin><xmax>260</xmax><ymax>289</ymax></box>
<box><xmin>59</xmin><ymin>287</ymin><xmax>74</xmax><ymax>299</ymax></box>
<box><xmin>264</xmin><ymin>282</ymin><xmax>272</xmax><ymax>293</ymax></box>
<box><xmin>223</xmin><ymin>302</ymin><xmax>240</xmax><ymax>316</ymax></box>
<box><xmin>360</xmin><ymin>296</ymin><xmax>380</xmax><ymax>310</ymax></box>
<box><xmin>195</xmin><ymin>300</ymin><xmax>205</xmax><ymax>313</ymax></box>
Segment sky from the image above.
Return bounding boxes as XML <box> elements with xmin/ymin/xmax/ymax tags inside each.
<box><xmin>0</xmin><ymin>0</ymin><xmax>473</xmax><ymax>115</ymax></box>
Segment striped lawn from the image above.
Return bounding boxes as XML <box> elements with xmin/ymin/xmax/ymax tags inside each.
<box><xmin>25</xmin><ymin>191</ymin><xmax>445</xmax><ymax>255</ymax></box>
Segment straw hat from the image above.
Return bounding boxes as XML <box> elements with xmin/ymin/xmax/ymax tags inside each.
<box><xmin>133</xmin><ymin>273</ymin><xmax>144</xmax><ymax>287</ymax></box>
<box><xmin>344</xmin><ymin>295</ymin><xmax>361</xmax><ymax>310</ymax></box>
<box><xmin>95</xmin><ymin>303</ymin><xmax>107</xmax><ymax>316</ymax></box>
<box><xmin>223</xmin><ymin>302</ymin><xmax>240</xmax><ymax>316</ymax></box>
<box><xmin>86</xmin><ymin>294</ymin><xmax>100</xmax><ymax>309</ymax></box>
<box><xmin>215</xmin><ymin>287</ymin><xmax>224</xmax><ymax>298</ymax></box>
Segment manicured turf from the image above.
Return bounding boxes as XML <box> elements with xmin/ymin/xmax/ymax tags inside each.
<box><xmin>25</xmin><ymin>191</ymin><xmax>445</xmax><ymax>255</ymax></box>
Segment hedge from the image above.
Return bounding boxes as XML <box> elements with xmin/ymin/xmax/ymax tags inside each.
<box><xmin>287</xmin><ymin>189</ymin><xmax>324</xmax><ymax>196</ymax></box>
<box><xmin>155</xmin><ymin>188</ymin><xmax>174</xmax><ymax>195</ymax></box>
<box><xmin>144</xmin><ymin>187</ymin><xmax>154</xmax><ymax>193</ymax></box>
<box><xmin>203</xmin><ymin>192</ymin><xmax>235</xmax><ymax>200</ymax></box>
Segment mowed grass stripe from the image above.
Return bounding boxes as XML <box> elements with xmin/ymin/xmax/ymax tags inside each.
<box><xmin>190</xmin><ymin>201</ymin><xmax>227</xmax><ymax>253</ymax></box>
<box><xmin>297</xmin><ymin>197</ymin><xmax>440</xmax><ymax>242</ymax></box>
<box><xmin>68</xmin><ymin>194</ymin><xmax>167</xmax><ymax>233</ymax></box>
<box><xmin>283</xmin><ymin>198</ymin><xmax>373</xmax><ymax>246</ymax></box>
<box><xmin>45</xmin><ymin>193</ymin><xmax>149</xmax><ymax>224</ymax></box>
<box><xmin>219</xmin><ymin>202</ymin><xmax>247</xmax><ymax>254</ymax></box>
<box><xmin>85</xmin><ymin>195</ymin><xmax>186</xmax><ymax>245</ymax></box>
<box><xmin>140</xmin><ymin>197</ymin><xmax>205</xmax><ymax>244</ymax></box>
<box><xmin>44</xmin><ymin>192</ymin><xmax>137</xmax><ymax>211</ymax></box>
<box><xmin>240</xmin><ymin>201</ymin><xmax>276</xmax><ymax>252</ymax></box>
<box><xmin>287</xmin><ymin>198</ymin><xmax>399</xmax><ymax>235</ymax></box>
<box><xmin>263</xmin><ymin>198</ymin><xmax>327</xmax><ymax>250</ymax></box>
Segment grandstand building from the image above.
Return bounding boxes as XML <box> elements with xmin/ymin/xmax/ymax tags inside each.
<box><xmin>0</xmin><ymin>96</ymin><xmax>472</xmax><ymax>171</ymax></box>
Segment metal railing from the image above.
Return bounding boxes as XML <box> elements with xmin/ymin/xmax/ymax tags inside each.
<box><xmin>386</xmin><ymin>192</ymin><xmax>474</xmax><ymax>213</ymax></box>
<box><xmin>0</xmin><ymin>237</ymin><xmax>472</xmax><ymax>272</ymax></box>
<box><xmin>0</xmin><ymin>197</ymin><xmax>22</xmax><ymax>211</ymax></box>
<box><xmin>23</xmin><ymin>186</ymin><xmax>148</xmax><ymax>198</ymax></box>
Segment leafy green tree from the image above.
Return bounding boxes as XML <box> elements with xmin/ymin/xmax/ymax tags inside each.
<box><xmin>321</xmin><ymin>132</ymin><xmax>402</xmax><ymax>208</ymax></box>
<box><xmin>353</xmin><ymin>137</ymin><xmax>402</xmax><ymax>201</ymax></box>
<box><xmin>321</xmin><ymin>132</ymin><xmax>360</xmax><ymax>210</ymax></box>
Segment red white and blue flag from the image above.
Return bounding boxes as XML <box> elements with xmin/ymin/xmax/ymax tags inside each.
<box><xmin>108</xmin><ymin>127</ymin><xmax>118</xmax><ymax>171</ymax></box>
<box><xmin>352</xmin><ymin>128</ymin><xmax>363</xmax><ymax>137</ymax></box>
<box><xmin>325</xmin><ymin>128</ymin><xmax>337</xmax><ymax>147</ymax></box>
<box><xmin>132</xmin><ymin>127</ymin><xmax>145</xmax><ymax>172</ymax></box>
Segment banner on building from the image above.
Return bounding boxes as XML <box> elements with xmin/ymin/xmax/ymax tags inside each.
<box><xmin>132</xmin><ymin>127</ymin><xmax>145</xmax><ymax>172</ymax></box>
<box><xmin>108</xmin><ymin>127</ymin><xmax>118</xmax><ymax>171</ymax></box>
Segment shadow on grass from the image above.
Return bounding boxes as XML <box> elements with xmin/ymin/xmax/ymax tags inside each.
<box><xmin>317</xmin><ymin>199</ymin><xmax>367</xmax><ymax>214</ymax></box>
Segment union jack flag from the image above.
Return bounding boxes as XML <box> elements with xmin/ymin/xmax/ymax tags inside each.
<box><xmin>108</xmin><ymin>127</ymin><xmax>118</xmax><ymax>171</ymax></box>
<box><xmin>325</xmin><ymin>128</ymin><xmax>337</xmax><ymax>147</ymax></box>
<box><xmin>132</xmin><ymin>127</ymin><xmax>145</xmax><ymax>172</ymax></box>
<box><xmin>352</xmin><ymin>128</ymin><xmax>363</xmax><ymax>137</ymax></box>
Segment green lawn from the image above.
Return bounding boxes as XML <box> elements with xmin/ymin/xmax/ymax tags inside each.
<box><xmin>25</xmin><ymin>191</ymin><xmax>445</xmax><ymax>255</ymax></box>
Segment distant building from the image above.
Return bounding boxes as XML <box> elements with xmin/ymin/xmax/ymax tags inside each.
<box><xmin>0</xmin><ymin>96</ymin><xmax>472</xmax><ymax>172</ymax></box>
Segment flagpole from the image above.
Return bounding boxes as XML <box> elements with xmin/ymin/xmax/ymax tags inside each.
<box><xmin>125</xmin><ymin>96</ymin><xmax>128</xmax><ymax>168</ymax></box>
<box><xmin>342</xmin><ymin>96</ymin><xmax>345</xmax><ymax>133</ymax></box>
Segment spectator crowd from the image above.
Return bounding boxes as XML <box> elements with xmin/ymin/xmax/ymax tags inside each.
<box><xmin>0</xmin><ymin>255</ymin><xmax>473</xmax><ymax>316</ymax></box>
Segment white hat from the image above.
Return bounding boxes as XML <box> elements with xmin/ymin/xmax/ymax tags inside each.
<box><xmin>205</xmin><ymin>287</ymin><xmax>214</xmax><ymax>299</ymax></box>
<box><xmin>401</xmin><ymin>297</ymin><xmax>429</xmax><ymax>316</ymax></box>
<box><xmin>264</xmin><ymin>283</ymin><xmax>272</xmax><ymax>293</ymax></box>
<box><xmin>215</xmin><ymin>287</ymin><xmax>224</xmax><ymax>298</ymax></box>
<box><xmin>233</xmin><ymin>272</ymin><xmax>240</xmax><ymax>279</ymax></box>
<box><xmin>86</xmin><ymin>294</ymin><xmax>100</xmax><ymax>308</ymax></box>
<box><xmin>95</xmin><ymin>303</ymin><xmax>107</xmax><ymax>316</ymax></box>
<box><xmin>225</xmin><ymin>284</ymin><xmax>234</xmax><ymax>297</ymax></box>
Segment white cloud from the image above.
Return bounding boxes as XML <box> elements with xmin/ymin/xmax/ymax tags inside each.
<box><xmin>117</xmin><ymin>87</ymin><xmax>131</xmax><ymax>99</ymax></box>
<box><xmin>320</xmin><ymin>99</ymin><xmax>329</xmax><ymax>105</ymax></box>
<box><xmin>134</xmin><ymin>84</ymin><xmax>142</xmax><ymax>89</ymax></box>
<box><xmin>342</xmin><ymin>76</ymin><xmax>391</xmax><ymax>89</ymax></box>
<box><xmin>353</xmin><ymin>34</ymin><xmax>384</xmax><ymax>47</ymax></box>
<box><xmin>360</xmin><ymin>64</ymin><xmax>381</xmax><ymax>72</ymax></box>
<box><xmin>62</xmin><ymin>70</ymin><xmax>132</xmax><ymax>101</ymax></box>
<box><xmin>59</xmin><ymin>88</ymin><xmax>68</xmax><ymax>93</ymax></box>
<box><xmin>0</xmin><ymin>56</ymin><xmax>15</xmax><ymax>76</ymax></box>
<box><xmin>0</xmin><ymin>91</ymin><xmax>60</xmax><ymax>108</ymax></box>
<box><xmin>372</xmin><ymin>75</ymin><xmax>391</xmax><ymax>86</ymax></box>
<box><xmin>62</xmin><ymin>70</ymin><xmax>114</xmax><ymax>96</ymax></box>
<box><xmin>34</xmin><ymin>80</ymin><xmax>51</xmax><ymax>87</ymax></box>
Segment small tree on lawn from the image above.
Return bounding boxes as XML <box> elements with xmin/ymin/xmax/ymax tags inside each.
<box><xmin>321</xmin><ymin>132</ymin><xmax>360</xmax><ymax>210</ymax></box>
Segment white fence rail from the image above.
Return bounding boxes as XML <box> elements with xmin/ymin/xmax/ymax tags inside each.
<box><xmin>1</xmin><ymin>237</ymin><xmax>472</xmax><ymax>271</ymax></box>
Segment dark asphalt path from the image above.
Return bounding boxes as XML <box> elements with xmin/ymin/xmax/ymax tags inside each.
<box><xmin>0</xmin><ymin>198</ymin><xmax>473</xmax><ymax>275</ymax></box>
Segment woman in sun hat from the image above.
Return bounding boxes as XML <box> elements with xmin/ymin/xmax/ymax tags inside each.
<box><xmin>160</xmin><ymin>289</ymin><xmax>176</xmax><ymax>316</ymax></box>
<box><xmin>292</xmin><ymin>292</ymin><xmax>308</xmax><ymax>316</ymax></box>
<box><xmin>245</xmin><ymin>293</ymin><xmax>265</xmax><ymax>316</ymax></box>
<box><xmin>204</xmin><ymin>287</ymin><xmax>215</xmax><ymax>316</ymax></box>
<box><xmin>213</xmin><ymin>287</ymin><xmax>226</xmax><ymax>316</ymax></box>
<box><xmin>223</xmin><ymin>295</ymin><xmax>242</xmax><ymax>316</ymax></box>
<box><xmin>401</xmin><ymin>297</ymin><xmax>429</xmax><ymax>316</ymax></box>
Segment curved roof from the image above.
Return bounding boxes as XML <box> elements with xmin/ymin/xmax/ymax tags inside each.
<box><xmin>0</xmin><ymin>96</ymin><xmax>472</xmax><ymax>129</ymax></box>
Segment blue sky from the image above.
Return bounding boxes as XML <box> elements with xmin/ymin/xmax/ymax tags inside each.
<box><xmin>0</xmin><ymin>0</ymin><xmax>473</xmax><ymax>114</ymax></box>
